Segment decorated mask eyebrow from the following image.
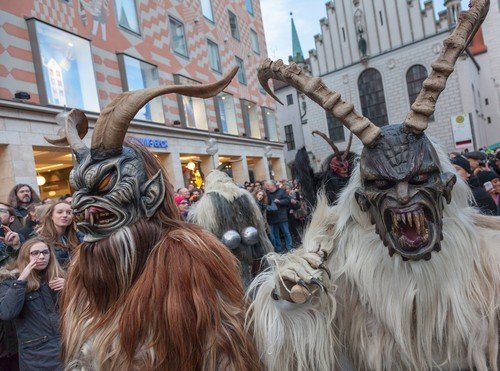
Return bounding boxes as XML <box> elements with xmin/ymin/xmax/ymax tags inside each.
<box><xmin>259</xmin><ymin>0</ymin><xmax>487</xmax><ymax>261</ymax></box>
<box><xmin>45</xmin><ymin>68</ymin><xmax>238</xmax><ymax>242</ymax></box>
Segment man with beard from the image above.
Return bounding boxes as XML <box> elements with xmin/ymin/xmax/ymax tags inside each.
<box><xmin>7</xmin><ymin>184</ymin><xmax>41</xmax><ymax>231</ymax></box>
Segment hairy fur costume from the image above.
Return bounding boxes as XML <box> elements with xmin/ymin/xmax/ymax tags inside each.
<box><xmin>188</xmin><ymin>170</ymin><xmax>273</xmax><ymax>287</ymax></box>
<box><xmin>45</xmin><ymin>69</ymin><xmax>260</xmax><ymax>370</ymax></box>
<box><xmin>247</xmin><ymin>1</ymin><xmax>499</xmax><ymax>370</ymax></box>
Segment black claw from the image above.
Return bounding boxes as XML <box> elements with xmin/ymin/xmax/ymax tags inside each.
<box><xmin>271</xmin><ymin>288</ymin><xmax>280</xmax><ymax>300</ymax></box>
<box><xmin>297</xmin><ymin>279</ymin><xmax>311</xmax><ymax>294</ymax></box>
<box><xmin>319</xmin><ymin>264</ymin><xmax>331</xmax><ymax>280</ymax></box>
<box><xmin>310</xmin><ymin>277</ymin><xmax>327</xmax><ymax>293</ymax></box>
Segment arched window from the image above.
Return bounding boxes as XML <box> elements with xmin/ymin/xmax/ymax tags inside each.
<box><xmin>406</xmin><ymin>65</ymin><xmax>433</xmax><ymax>121</ymax></box>
<box><xmin>358</xmin><ymin>68</ymin><xmax>388</xmax><ymax>127</ymax></box>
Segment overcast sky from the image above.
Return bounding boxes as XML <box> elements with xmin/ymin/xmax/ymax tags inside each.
<box><xmin>261</xmin><ymin>0</ymin><xmax>471</xmax><ymax>62</ymax></box>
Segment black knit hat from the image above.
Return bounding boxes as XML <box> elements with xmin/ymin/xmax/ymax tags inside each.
<box><xmin>451</xmin><ymin>156</ymin><xmax>472</xmax><ymax>174</ymax></box>
<box><xmin>464</xmin><ymin>151</ymin><xmax>486</xmax><ymax>161</ymax></box>
<box><xmin>476</xmin><ymin>171</ymin><xmax>498</xmax><ymax>186</ymax></box>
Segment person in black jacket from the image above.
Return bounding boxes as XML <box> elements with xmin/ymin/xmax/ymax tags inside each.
<box><xmin>0</xmin><ymin>237</ymin><xmax>65</xmax><ymax>371</ymax></box>
<box><xmin>451</xmin><ymin>156</ymin><xmax>497</xmax><ymax>215</ymax></box>
<box><xmin>264</xmin><ymin>180</ymin><xmax>293</xmax><ymax>253</ymax></box>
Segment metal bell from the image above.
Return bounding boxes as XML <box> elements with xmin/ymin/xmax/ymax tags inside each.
<box><xmin>221</xmin><ymin>230</ymin><xmax>241</xmax><ymax>250</ymax></box>
<box><xmin>241</xmin><ymin>226</ymin><xmax>259</xmax><ymax>245</ymax></box>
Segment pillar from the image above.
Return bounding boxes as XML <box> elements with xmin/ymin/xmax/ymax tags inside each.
<box><xmin>0</xmin><ymin>144</ymin><xmax>38</xmax><ymax>201</ymax></box>
<box><xmin>231</xmin><ymin>155</ymin><xmax>249</xmax><ymax>185</ymax></box>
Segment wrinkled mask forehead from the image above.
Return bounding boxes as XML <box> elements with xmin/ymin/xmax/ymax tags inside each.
<box><xmin>360</xmin><ymin>125</ymin><xmax>440</xmax><ymax>181</ymax></box>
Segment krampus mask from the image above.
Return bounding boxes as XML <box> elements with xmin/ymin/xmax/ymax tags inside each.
<box><xmin>259</xmin><ymin>0</ymin><xmax>488</xmax><ymax>260</ymax></box>
<box><xmin>46</xmin><ymin>68</ymin><xmax>238</xmax><ymax>242</ymax></box>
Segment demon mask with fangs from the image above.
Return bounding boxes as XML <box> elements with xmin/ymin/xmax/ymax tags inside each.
<box><xmin>354</xmin><ymin>125</ymin><xmax>456</xmax><ymax>260</ymax></box>
<box><xmin>257</xmin><ymin>0</ymin><xmax>488</xmax><ymax>261</ymax></box>
<box><xmin>45</xmin><ymin>67</ymin><xmax>238</xmax><ymax>242</ymax></box>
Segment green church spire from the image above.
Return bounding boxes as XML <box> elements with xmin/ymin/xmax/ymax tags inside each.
<box><xmin>290</xmin><ymin>12</ymin><xmax>304</xmax><ymax>63</ymax></box>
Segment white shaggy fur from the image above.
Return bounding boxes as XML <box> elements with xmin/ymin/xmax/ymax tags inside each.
<box><xmin>247</xmin><ymin>144</ymin><xmax>499</xmax><ymax>370</ymax></box>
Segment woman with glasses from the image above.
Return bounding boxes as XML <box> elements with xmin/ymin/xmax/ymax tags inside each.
<box><xmin>0</xmin><ymin>238</ymin><xmax>65</xmax><ymax>370</ymax></box>
<box><xmin>35</xmin><ymin>202</ymin><xmax>82</xmax><ymax>269</ymax></box>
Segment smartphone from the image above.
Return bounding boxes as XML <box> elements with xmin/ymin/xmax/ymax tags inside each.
<box><xmin>484</xmin><ymin>181</ymin><xmax>493</xmax><ymax>192</ymax></box>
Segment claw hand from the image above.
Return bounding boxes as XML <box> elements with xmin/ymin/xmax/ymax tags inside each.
<box><xmin>270</xmin><ymin>250</ymin><xmax>331</xmax><ymax>304</ymax></box>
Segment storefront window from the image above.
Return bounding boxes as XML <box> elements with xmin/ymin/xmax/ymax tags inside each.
<box><xmin>169</xmin><ymin>17</ymin><xmax>188</xmax><ymax>57</ymax></box>
<box><xmin>175</xmin><ymin>75</ymin><xmax>208</xmax><ymax>130</ymax></box>
<box><xmin>215</xmin><ymin>93</ymin><xmax>238</xmax><ymax>135</ymax></box>
<box><xmin>115</xmin><ymin>0</ymin><xmax>140</xmax><ymax>34</ymax></box>
<box><xmin>201</xmin><ymin>0</ymin><xmax>214</xmax><ymax>21</ymax></box>
<box><xmin>118</xmin><ymin>54</ymin><xmax>164</xmax><ymax>122</ymax></box>
<box><xmin>241</xmin><ymin>99</ymin><xmax>260</xmax><ymax>139</ymax></box>
<box><xmin>28</xmin><ymin>19</ymin><xmax>99</xmax><ymax>112</ymax></box>
<box><xmin>262</xmin><ymin>107</ymin><xmax>278</xmax><ymax>141</ymax></box>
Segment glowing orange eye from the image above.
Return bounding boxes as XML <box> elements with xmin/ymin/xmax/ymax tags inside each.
<box><xmin>98</xmin><ymin>174</ymin><xmax>112</xmax><ymax>190</ymax></box>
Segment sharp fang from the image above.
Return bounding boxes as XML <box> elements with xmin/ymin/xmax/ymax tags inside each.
<box><xmin>419</xmin><ymin>212</ymin><xmax>425</xmax><ymax>233</ymax></box>
<box><xmin>396</xmin><ymin>214</ymin><xmax>401</xmax><ymax>223</ymax></box>
<box><xmin>90</xmin><ymin>212</ymin><xmax>94</xmax><ymax>227</ymax></box>
<box><xmin>392</xmin><ymin>213</ymin><xmax>398</xmax><ymax>231</ymax></box>
<box><xmin>407</xmin><ymin>212</ymin><xmax>413</xmax><ymax>227</ymax></box>
<box><xmin>401</xmin><ymin>213</ymin><xmax>406</xmax><ymax>225</ymax></box>
<box><xmin>415</xmin><ymin>212</ymin><xmax>421</xmax><ymax>235</ymax></box>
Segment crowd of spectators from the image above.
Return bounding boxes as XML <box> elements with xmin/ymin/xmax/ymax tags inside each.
<box><xmin>1</xmin><ymin>147</ymin><xmax>498</xmax><ymax>368</ymax></box>
<box><xmin>449</xmin><ymin>148</ymin><xmax>500</xmax><ymax>216</ymax></box>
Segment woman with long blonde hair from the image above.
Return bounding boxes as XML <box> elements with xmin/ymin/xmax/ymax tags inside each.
<box><xmin>0</xmin><ymin>237</ymin><xmax>66</xmax><ymax>370</ymax></box>
<box><xmin>36</xmin><ymin>201</ymin><xmax>82</xmax><ymax>268</ymax></box>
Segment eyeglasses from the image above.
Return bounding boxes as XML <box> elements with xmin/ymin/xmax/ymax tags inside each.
<box><xmin>30</xmin><ymin>250</ymin><xmax>50</xmax><ymax>257</ymax></box>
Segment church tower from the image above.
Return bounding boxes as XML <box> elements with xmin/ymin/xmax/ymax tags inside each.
<box><xmin>288</xmin><ymin>13</ymin><xmax>310</xmax><ymax>73</ymax></box>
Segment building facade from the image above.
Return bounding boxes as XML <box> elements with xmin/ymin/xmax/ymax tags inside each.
<box><xmin>0</xmin><ymin>0</ymin><xmax>285</xmax><ymax>201</ymax></box>
<box><xmin>275</xmin><ymin>0</ymin><xmax>500</xmax><ymax>170</ymax></box>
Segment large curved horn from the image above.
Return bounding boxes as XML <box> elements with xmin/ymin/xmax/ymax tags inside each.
<box><xmin>258</xmin><ymin>59</ymin><xmax>380</xmax><ymax>146</ymax></box>
<box><xmin>44</xmin><ymin>109</ymin><xmax>89</xmax><ymax>163</ymax></box>
<box><xmin>341</xmin><ymin>132</ymin><xmax>353</xmax><ymax>162</ymax></box>
<box><xmin>91</xmin><ymin>66</ymin><xmax>239</xmax><ymax>158</ymax></box>
<box><xmin>312</xmin><ymin>130</ymin><xmax>340</xmax><ymax>156</ymax></box>
<box><xmin>404</xmin><ymin>0</ymin><xmax>489</xmax><ymax>134</ymax></box>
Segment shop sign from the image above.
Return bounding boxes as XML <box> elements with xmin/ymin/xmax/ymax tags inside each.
<box><xmin>128</xmin><ymin>136</ymin><xmax>169</xmax><ymax>149</ymax></box>
<box><xmin>450</xmin><ymin>114</ymin><xmax>473</xmax><ymax>149</ymax></box>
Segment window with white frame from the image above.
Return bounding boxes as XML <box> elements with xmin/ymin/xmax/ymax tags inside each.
<box><xmin>286</xmin><ymin>94</ymin><xmax>293</xmax><ymax>105</ymax></box>
<box><xmin>245</xmin><ymin>0</ymin><xmax>254</xmax><ymax>15</ymax></box>
<box><xmin>262</xmin><ymin>107</ymin><xmax>278</xmax><ymax>141</ymax></box>
<box><xmin>27</xmin><ymin>19</ymin><xmax>99</xmax><ymax>112</ymax></box>
<box><xmin>169</xmin><ymin>17</ymin><xmax>188</xmax><ymax>57</ymax></box>
<box><xmin>215</xmin><ymin>92</ymin><xmax>238</xmax><ymax>135</ymax></box>
<box><xmin>241</xmin><ymin>99</ymin><xmax>260</xmax><ymax>138</ymax></box>
<box><xmin>200</xmin><ymin>0</ymin><xmax>214</xmax><ymax>21</ymax></box>
<box><xmin>235</xmin><ymin>57</ymin><xmax>246</xmax><ymax>84</ymax></box>
<box><xmin>115</xmin><ymin>0</ymin><xmax>140</xmax><ymax>34</ymax></box>
<box><xmin>207</xmin><ymin>40</ymin><xmax>221</xmax><ymax>73</ymax></box>
<box><xmin>118</xmin><ymin>54</ymin><xmax>164</xmax><ymax>122</ymax></box>
<box><xmin>228</xmin><ymin>10</ymin><xmax>240</xmax><ymax>40</ymax></box>
<box><xmin>174</xmin><ymin>75</ymin><xmax>209</xmax><ymax>130</ymax></box>
<box><xmin>250</xmin><ymin>29</ymin><xmax>260</xmax><ymax>54</ymax></box>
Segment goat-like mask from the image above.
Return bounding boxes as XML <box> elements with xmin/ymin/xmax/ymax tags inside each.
<box><xmin>259</xmin><ymin>0</ymin><xmax>488</xmax><ymax>261</ymax></box>
<box><xmin>46</xmin><ymin>67</ymin><xmax>238</xmax><ymax>242</ymax></box>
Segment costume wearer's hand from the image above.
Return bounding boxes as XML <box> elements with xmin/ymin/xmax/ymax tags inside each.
<box><xmin>0</xmin><ymin>226</ymin><xmax>20</xmax><ymax>248</ymax></box>
<box><xmin>19</xmin><ymin>260</ymin><xmax>38</xmax><ymax>281</ymax></box>
<box><xmin>49</xmin><ymin>277</ymin><xmax>65</xmax><ymax>292</ymax></box>
<box><xmin>271</xmin><ymin>250</ymin><xmax>331</xmax><ymax>304</ymax></box>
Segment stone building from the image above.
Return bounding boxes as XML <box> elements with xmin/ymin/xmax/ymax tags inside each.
<box><xmin>275</xmin><ymin>0</ymin><xmax>500</xmax><ymax>173</ymax></box>
<box><xmin>0</xmin><ymin>0</ymin><xmax>285</xmax><ymax>201</ymax></box>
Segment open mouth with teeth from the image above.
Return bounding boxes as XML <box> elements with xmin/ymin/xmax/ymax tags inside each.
<box><xmin>73</xmin><ymin>206</ymin><xmax>118</xmax><ymax>228</ymax></box>
<box><xmin>383</xmin><ymin>203</ymin><xmax>436</xmax><ymax>259</ymax></box>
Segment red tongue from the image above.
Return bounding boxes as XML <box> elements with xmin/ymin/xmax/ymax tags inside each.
<box><xmin>401</xmin><ymin>224</ymin><xmax>419</xmax><ymax>242</ymax></box>
<box><xmin>89</xmin><ymin>206</ymin><xmax>105</xmax><ymax>214</ymax></box>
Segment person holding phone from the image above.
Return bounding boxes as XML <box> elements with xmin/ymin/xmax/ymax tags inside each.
<box><xmin>0</xmin><ymin>238</ymin><xmax>65</xmax><ymax>370</ymax></box>
<box><xmin>477</xmin><ymin>171</ymin><xmax>500</xmax><ymax>216</ymax></box>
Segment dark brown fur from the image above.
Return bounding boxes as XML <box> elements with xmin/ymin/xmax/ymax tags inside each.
<box><xmin>60</xmin><ymin>142</ymin><xmax>261</xmax><ymax>370</ymax></box>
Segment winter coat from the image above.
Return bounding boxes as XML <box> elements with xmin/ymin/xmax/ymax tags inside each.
<box><xmin>266</xmin><ymin>188</ymin><xmax>291</xmax><ymax>225</ymax></box>
<box><xmin>0</xmin><ymin>270</ymin><xmax>62</xmax><ymax>370</ymax></box>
